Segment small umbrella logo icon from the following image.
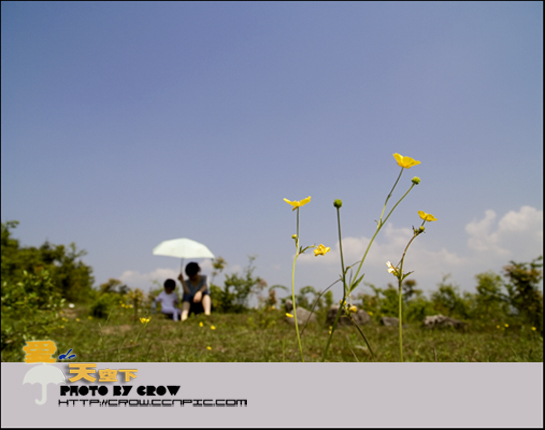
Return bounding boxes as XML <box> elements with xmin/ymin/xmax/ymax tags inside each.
<box><xmin>23</xmin><ymin>363</ymin><xmax>66</xmax><ymax>405</ymax></box>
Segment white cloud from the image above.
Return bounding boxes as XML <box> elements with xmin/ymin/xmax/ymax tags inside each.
<box><xmin>119</xmin><ymin>268</ymin><xmax>179</xmax><ymax>291</ymax></box>
<box><xmin>466</xmin><ymin>206</ymin><xmax>543</xmax><ymax>259</ymax></box>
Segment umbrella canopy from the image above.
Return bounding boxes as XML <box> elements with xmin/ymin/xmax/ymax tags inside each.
<box><xmin>23</xmin><ymin>363</ymin><xmax>66</xmax><ymax>405</ymax></box>
<box><xmin>152</xmin><ymin>238</ymin><xmax>215</xmax><ymax>260</ymax></box>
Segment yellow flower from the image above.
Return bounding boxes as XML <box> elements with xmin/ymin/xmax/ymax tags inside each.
<box><xmin>368</xmin><ymin>311</ymin><xmax>373</xmax><ymax>316</ymax></box>
<box><xmin>386</xmin><ymin>261</ymin><xmax>399</xmax><ymax>276</ymax></box>
<box><xmin>199</xmin><ymin>322</ymin><xmax>203</xmax><ymax>327</ymax></box>
<box><xmin>418</xmin><ymin>211</ymin><xmax>437</xmax><ymax>222</ymax></box>
<box><xmin>531</xmin><ymin>327</ymin><xmax>536</xmax><ymax>331</ymax></box>
<box><xmin>283</xmin><ymin>196</ymin><xmax>311</xmax><ymax>211</ymax></box>
<box><xmin>76</xmin><ymin>318</ymin><xmax>80</xmax><ymax>322</ymax></box>
<box><xmin>393</xmin><ymin>153</ymin><xmax>421</xmax><ymax>169</ymax></box>
<box><xmin>505</xmin><ymin>324</ymin><xmax>509</xmax><ymax>328</ymax></box>
<box><xmin>210</xmin><ymin>325</ymin><xmax>216</xmax><ymax>330</ymax></box>
<box><xmin>286</xmin><ymin>313</ymin><xmax>293</xmax><ymax>318</ymax></box>
<box><xmin>206</xmin><ymin>346</ymin><xmax>211</xmax><ymax>351</ymax></box>
<box><xmin>349</xmin><ymin>305</ymin><xmax>358</xmax><ymax>313</ymax></box>
<box><xmin>88</xmin><ymin>316</ymin><xmax>93</xmax><ymax>320</ymax></box>
<box><xmin>139</xmin><ymin>317</ymin><xmax>151</xmax><ymax>324</ymax></box>
<box><xmin>314</xmin><ymin>244</ymin><xmax>331</xmax><ymax>257</ymax></box>
<box><xmin>496</xmin><ymin>325</ymin><xmax>500</xmax><ymax>329</ymax></box>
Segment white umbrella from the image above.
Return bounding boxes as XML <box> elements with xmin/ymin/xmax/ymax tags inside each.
<box><xmin>153</xmin><ymin>238</ymin><xmax>215</xmax><ymax>272</ymax></box>
<box><xmin>23</xmin><ymin>363</ymin><xmax>66</xmax><ymax>405</ymax></box>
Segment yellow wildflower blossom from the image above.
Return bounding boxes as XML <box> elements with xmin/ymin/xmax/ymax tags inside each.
<box><xmin>393</xmin><ymin>153</ymin><xmax>421</xmax><ymax>169</ymax></box>
<box><xmin>206</xmin><ymin>346</ymin><xmax>211</xmax><ymax>351</ymax></box>
<box><xmin>199</xmin><ymin>322</ymin><xmax>203</xmax><ymax>327</ymax></box>
<box><xmin>283</xmin><ymin>196</ymin><xmax>311</xmax><ymax>211</ymax></box>
<box><xmin>139</xmin><ymin>317</ymin><xmax>151</xmax><ymax>324</ymax></box>
<box><xmin>418</xmin><ymin>211</ymin><xmax>437</xmax><ymax>222</ymax></box>
<box><xmin>210</xmin><ymin>325</ymin><xmax>216</xmax><ymax>330</ymax></box>
<box><xmin>286</xmin><ymin>313</ymin><xmax>293</xmax><ymax>318</ymax></box>
<box><xmin>314</xmin><ymin>244</ymin><xmax>331</xmax><ymax>257</ymax></box>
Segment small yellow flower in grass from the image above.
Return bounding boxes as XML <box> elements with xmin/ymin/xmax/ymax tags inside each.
<box><xmin>88</xmin><ymin>316</ymin><xmax>93</xmax><ymax>320</ymax></box>
<box><xmin>76</xmin><ymin>318</ymin><xmax>80</xmax><ymax>322</ymax></box>
<box><xmin>286</xmin><ymin>313</ymin><xmax>293</xmax><ymax>318</ymax></box>
<box><xmin>199</xmin><ymin>322</ymin><xmax>203</xmax><ymax>327</ymax></box>
<box><xmin>505</xmin><ymin>324</ymin><xmax>509</xmax><ymax>328</ymax></box>
<box><xmin>210</xmin><ymin>325</ymin><xmax>216</xmax><ymax>330</ymax></box>
<box><xmin>283</xmin><ymin>196</ymin><xmax>311</xmax><ymax>211</ymax></box>
<box><xmin>418</xmin><ymin>211</ymin><xmax>437</xmax><ymax>222</ymax></box>
<box><xmin>139</xmin><ymin>317</ymin><xmax>151</xmax><ymax>324</ymax></box>
<box><xmin>314</xmin><ymin>244</ymin><xmax>331</xmax><ymax>257</ymax></box>
<box><xmin>393</xmin><ymin>153</ymin><xmax>421</xmax><ymax>169</ymax></box>
<box><xmin>206</xmin><ymin>346</ymin><xmax>211</xmax><ymax>351</ymax></box>
<box><xmin>496</xmin><ymin>325</ymin><xmax>500</xmax><ymax>329</ymax></box>
<box><xmin>368</xmin><ymin>311</ymin><xmax>373</xmax><ymax>316</ymax></box>
<box><xmin>531</xmin><ymin>327</ymin><xmax>536</xmax><ymax>331</ymax></box>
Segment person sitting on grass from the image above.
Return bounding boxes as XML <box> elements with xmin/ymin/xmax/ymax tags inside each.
<box><xmin>178</xmin><ymin>262</ymin><xmax>211</xmax><ymax>321</ymax></box>
<box><xmin>154</xmin><ymin>279</ymin><xmax>181</xmax><ymax>321</ymax></box>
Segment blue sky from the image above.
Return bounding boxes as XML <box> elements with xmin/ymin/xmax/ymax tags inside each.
<box><xmin>2</xmin><ymin>1</ymin><xmax>543</xmax><ymax>303</ymax></box>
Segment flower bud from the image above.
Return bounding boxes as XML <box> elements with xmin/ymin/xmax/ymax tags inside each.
<box><xmin>333</xmin><ymin>199</ymin><xmax>343</xmax><ymax>208</ymax></box>
<box><xmin>418</xmin><ymin>226</ymin><xmax>425</xmax><ymax>232</ymax></box>
<box><xmin>411</xmin><ymin>176</ymin><xmax>421</xmax><ymax>185</ymax></box>
<box><xmin>349</xmin><ymin>305</ymin><xmax>357</xmax><ymax>313</ymax></box>
<box><xmin>291</xmin><ymin>234</ymin><xmax>297</xmax><ymax>240</ymax></box>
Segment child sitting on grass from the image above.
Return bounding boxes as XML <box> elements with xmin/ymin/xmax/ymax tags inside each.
<box><xmin>178</xmin><ymin>262</ymin><xmax>211</xmax><ymax>321</ymax></box>
<box><xmin>154</xmin><ymin>279</ymin><xmax>181</xmax><ymax>321</ymax></box>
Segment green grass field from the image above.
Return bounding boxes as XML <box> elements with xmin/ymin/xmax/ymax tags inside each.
<box><xmin>3</xmin><ymin>303</ymin><xmax>542</xmax><ymax>362</ymax></box>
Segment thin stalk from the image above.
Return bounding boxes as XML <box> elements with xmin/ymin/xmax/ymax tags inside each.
<box><xmin>350</xmin><ymin>182</ymin><xmax>416</xmax><ymax>293</ymax></box>
<box><xmin>398</xmin><ymin>278</ymin><xmax>403</xmax><ymax>362</ymax></box>
<box><xmin>291</xmin><ymin>207</ymin><xmax>304</xmax><ymax>362</ymax></box>
<box><xmin>379</xmin><ymin>167</ymin><xmax>403</xmax><ymax>222</ymax></box>
<box><xmin>349</xmin><ymin>315</ymin><xmax>375</xmax><ymax>360</ymax></box>
<box><xmin>396</xmin><ymin>221</ymin><xmax>424</xmax><ymax>362</ymax></box>
<box><xmin>321</xmin><ymin>206</ymin><xmax>349</xmax><ymax>362</ymax></box>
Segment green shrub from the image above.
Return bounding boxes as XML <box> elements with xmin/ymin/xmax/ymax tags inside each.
<box><xmin>1</xmin><ymin>269</ymin><xmax>65</xmax><ymax>360</ymax></box>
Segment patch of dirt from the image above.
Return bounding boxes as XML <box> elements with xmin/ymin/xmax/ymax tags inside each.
<box><xmin>59</xmin><ymin>309</ymin><xmax>78</xmax><ymax>319</ymax></box>
<box><xmin>100</xmin><ymin>325</ymin><xmax>132</xmax><ymax>335</ymax></box>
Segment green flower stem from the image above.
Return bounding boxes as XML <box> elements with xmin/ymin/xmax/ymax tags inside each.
<box><xmin>379</xmin><ymin>167</ymin><xmax>404</xmax><ymax>222</ymax></box>
<box><xmin>398</xmin><ymin>278</ymin><xmax>403</xmax><ymax>362</ymax></box>
<box><xmin>321</xmin><ymin>207</ymin><xmax>348</xmax><ymax>362</ymax></box>
<box><xmin>322</xmin><ymin>175</ymin><xmax>416</xmax><ymax>362</ymax></box>
<box><xmin>133</xmin><ymin>322</ymin><xmax>149</xmax><ymax>344</ymax></box>
<box><xmin>396</xmin><ymin>223</ymin><xmax>424</xmax><ymax>362</ymax></box>
<box><xmin>349</xmin><ymin>315</ymin><xmax>375</xmax><ymax>359</ymax></box>
<box><xmin>336</xmin><ymin>207</ymin><xmax>347</xmax><ymax>296</ymax></box>
<box><xmin>291</xmin><ymin>207</ymin><xmax>304</xmax><ymax>362</ymax></box>
<box><xmin>351</xmin><ymin>182</ymin><xmax>416</xmax><ymax>293</ymax></box>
